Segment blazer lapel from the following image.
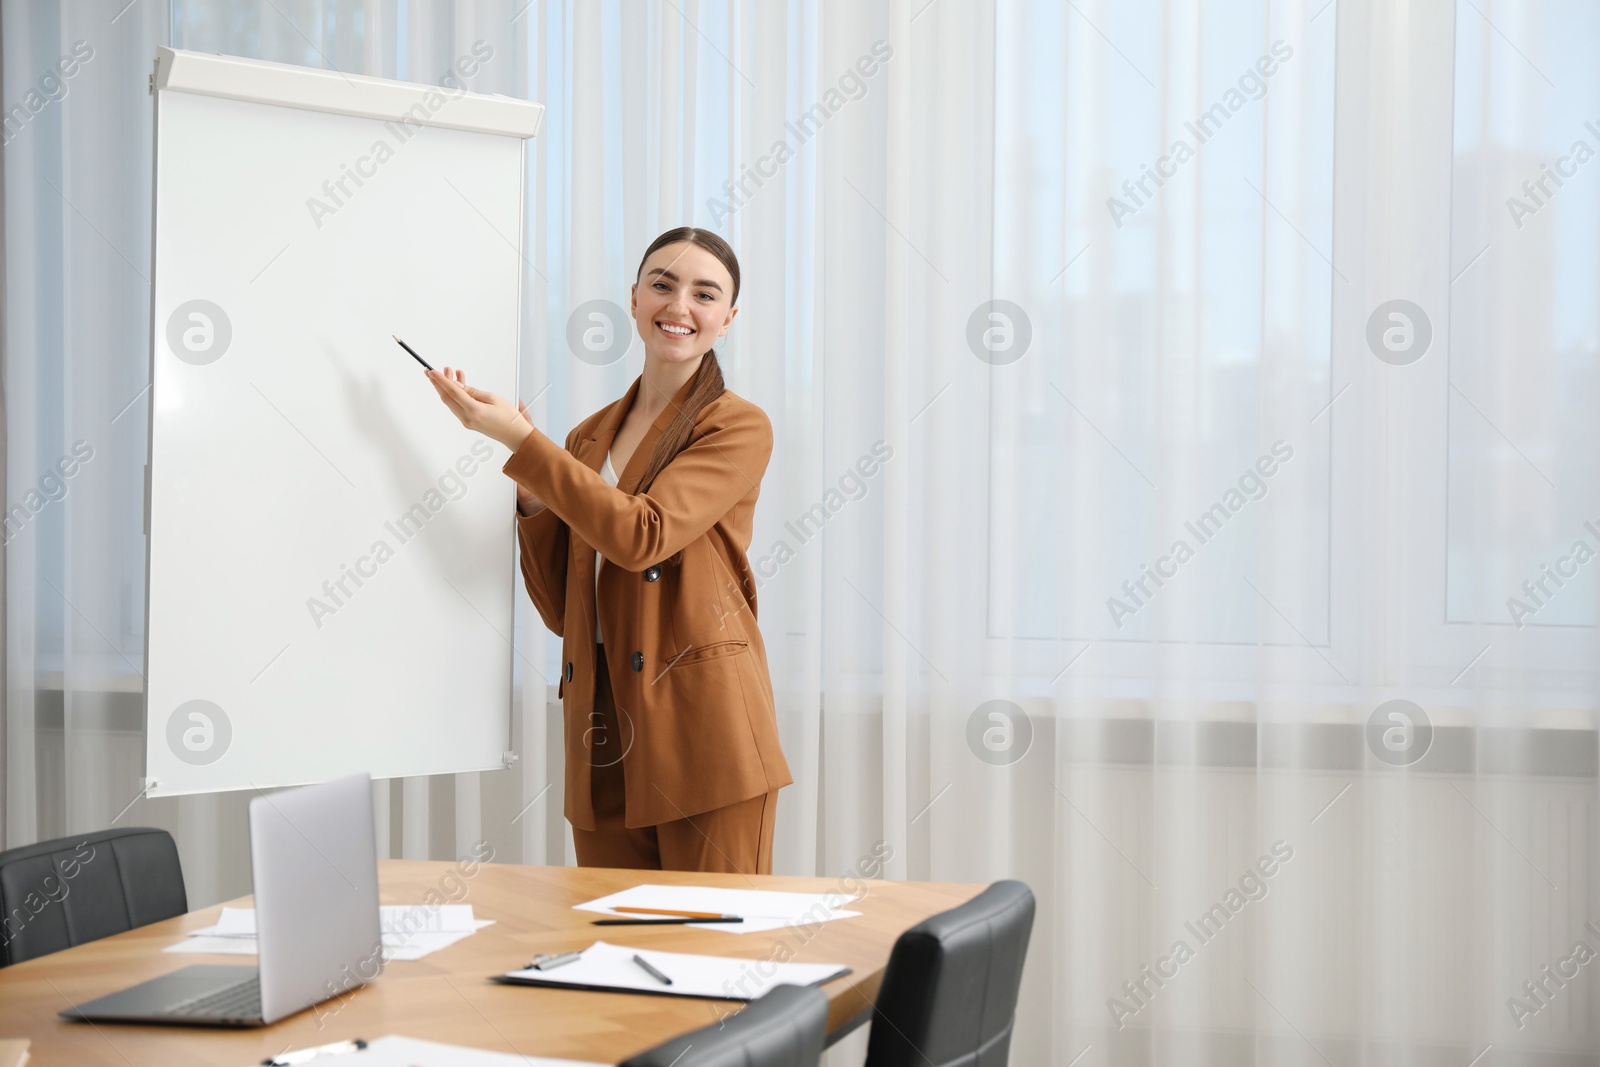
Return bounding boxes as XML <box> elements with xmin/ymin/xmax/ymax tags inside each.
<box><xmin>571</xmin><ymin>380</ymin><xmax>642</xmax><ymax>647</ymax></box>
<box><xmin>569</xmin><ymin>368</ymin><xmax>707</xmax><ymax>653</ymax></box>
<box><xmin>613</xmin><ymin>370</ymin><xmax>702</xmax><ymax>495</ymax></box>
<box><xmin>580</xmin><ymin>375</ymin><xmax>641</xmax><ymax>473</ymax></box>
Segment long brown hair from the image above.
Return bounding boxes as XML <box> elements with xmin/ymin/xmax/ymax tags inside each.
<box><xmin>631</xmin><ymin>227</ymin><xmax>740</xmax><ymax>500</ymax></box>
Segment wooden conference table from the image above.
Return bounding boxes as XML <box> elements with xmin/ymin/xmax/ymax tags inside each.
<box><xmin>0</xmin><ymin>860</ymin><xmax>984</xmax><ymax>1066</ymax></box>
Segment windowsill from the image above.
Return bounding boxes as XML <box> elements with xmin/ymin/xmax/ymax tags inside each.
<box><xmin>33</xmin><ymin>653</ymin><xmax>144</xmax><ymax>695</ymax></box>
<box><xmin>32</xmin><ymin>662</ymin><xmax>1600</xmax><ymax>778</ymax></box>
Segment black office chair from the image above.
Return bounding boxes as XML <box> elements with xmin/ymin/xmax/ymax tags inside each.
<box><xmin>863</xmin><ymin>879</ymin><xmax>1035</xmax><ymax>1067</ymax></box>
<box><xmin>620</xmin><ymin>982</ymin><xmax>829</xmax><ymax>1067</ymax></box>
<box><xmin>0</xmin><ymin>827</ymin><xmax>187</xmax><ymax>967</ymax></box>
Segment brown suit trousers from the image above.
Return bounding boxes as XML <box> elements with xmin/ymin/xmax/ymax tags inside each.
<box><xmin>571</xmin><ymin>643</ymin><xmax>778</xmax><ymax>874</ymax></box>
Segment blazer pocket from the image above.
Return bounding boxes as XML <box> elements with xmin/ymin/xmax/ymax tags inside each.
<box><xmin>669</xmin><ymin>639</ymin><xmax>749</xmax><ymax>665</ymax></box>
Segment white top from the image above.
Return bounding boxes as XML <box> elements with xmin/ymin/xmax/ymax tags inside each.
<box><xmin>596</xmin><ymin>451</ymin><xmax>619</xmax><ymax>642</ymax></box>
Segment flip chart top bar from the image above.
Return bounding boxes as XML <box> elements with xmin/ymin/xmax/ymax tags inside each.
<box><xmin>154</xmin><ymin>46</ymin><xmax>545</xmax><ymax>139</ymax></box>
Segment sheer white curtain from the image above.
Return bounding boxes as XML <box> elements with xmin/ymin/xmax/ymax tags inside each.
<box><xmin>4</xmin><ymin>0</ymin><xmax>1597</xmax><ymax>1063</ymax></box>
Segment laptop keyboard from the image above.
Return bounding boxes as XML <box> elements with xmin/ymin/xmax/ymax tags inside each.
<box><xmin>164</xmin><ymin>976</ymin><xmax>262</xmax><ymax>1019</ymax></box>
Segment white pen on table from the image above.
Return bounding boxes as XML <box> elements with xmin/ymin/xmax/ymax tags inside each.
<box><xmin>529</xmin><ymin>950</ymin><xmax>583</xmax><ymax>970</ymax></box>
<box><xmin>262</xmin><ymin>1037</ymin><xmax>367</xmax><ymax>1065</ymax></box>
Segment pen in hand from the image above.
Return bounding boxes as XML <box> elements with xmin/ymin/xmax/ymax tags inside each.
<box><xmin>631</xmin><ymin>953</ymin><xmax>673</xmax><ymax>986</ymax></box>
<box><xmin>392</xmin><ymin>335</ymin><xmax>433</xmax><ymax>370</ymax></box>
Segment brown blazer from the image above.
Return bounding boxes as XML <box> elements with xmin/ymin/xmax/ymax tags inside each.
<box><xmin>501</xmin><ymin>371</ymin><xmax>793</xmax><ymax>829</ymax></box>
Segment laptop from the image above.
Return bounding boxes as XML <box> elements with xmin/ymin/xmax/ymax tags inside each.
<box><xmin>60</xmin><ymin>772</ymin><xmax>383</xmax><ymax>1027</ymax></box>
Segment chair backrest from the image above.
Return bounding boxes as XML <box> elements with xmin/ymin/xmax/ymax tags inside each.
<box><xmin>864</xmin><ymin>880</ymin><xmax>1036</xmax><ymax>1067</ymax></box>
<box><xmin>0</xmin><ymin>827</ymin><xmax>187</xmax><ymax>967</ymax></box>
<box><xmin>619</xmin><ymin>983</ymin><xmax>829</xmax><ymax>1067</ymax></box>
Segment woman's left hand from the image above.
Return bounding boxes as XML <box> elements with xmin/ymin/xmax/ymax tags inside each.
<box><xmin>426</xmin><ymin>366</ymin><xmax>534</xmax><ymax>452</ymax></box>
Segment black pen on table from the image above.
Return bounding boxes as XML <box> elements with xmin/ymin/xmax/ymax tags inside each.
<box><xmin>631</xmin><ymin>953</ymin><xmax>673</xmax><ymax>986</ymax></box>
<box><xmin>392</xmin><ymin>335</ymin><xmax>433</xmax><ymax>371</ymax></box>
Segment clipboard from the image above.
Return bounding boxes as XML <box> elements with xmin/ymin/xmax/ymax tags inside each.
<box><xmin>489</xmin><ymin>967</ymin><xmax>853</xmax><ymax>1001</ymax></box>
<box><xmin>488</xmin><ymin>941</ymin><xmax>852</xmax><ymax>1001</ymax></box>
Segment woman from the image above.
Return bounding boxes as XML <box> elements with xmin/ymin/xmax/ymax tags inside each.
<box><xmin>426</xmin><ymin>227</ymin><xmax>792</xmax><ymax>874</ymax></box>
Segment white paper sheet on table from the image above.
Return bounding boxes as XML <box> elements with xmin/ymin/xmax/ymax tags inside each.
<box><xmin>165</xmin><ymin>934</ymin><xmax>259</xmax><ymax>956</ymax></box>
<box><xmin>500</xmin><ymin>940</ymin><xmax>850</xmax><ymax>1000</ymax></box>
<box><xmin>168</xmin><ymin>905</ymin><xmax>492</xmax><ymax>960</ymax></box>
<box><xmin>206</xmin><ymin>904</ymin><xmax>482</xmax><ymax>936</ymax></box>
<box><xmin>572</xmin><ymin>885</ymin><xmax>861</xmax><ymax>934</ymax></box>
<box><xmin>234</xmin><ymin>1035</ymin><xmax>608</xmax><ymax>1066</ymax></box>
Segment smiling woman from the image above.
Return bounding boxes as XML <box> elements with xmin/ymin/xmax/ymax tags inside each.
<box><xmin>425</xmin><ymin>227</ymin><xmax>791</xmax><ymax>875</ymax></box>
